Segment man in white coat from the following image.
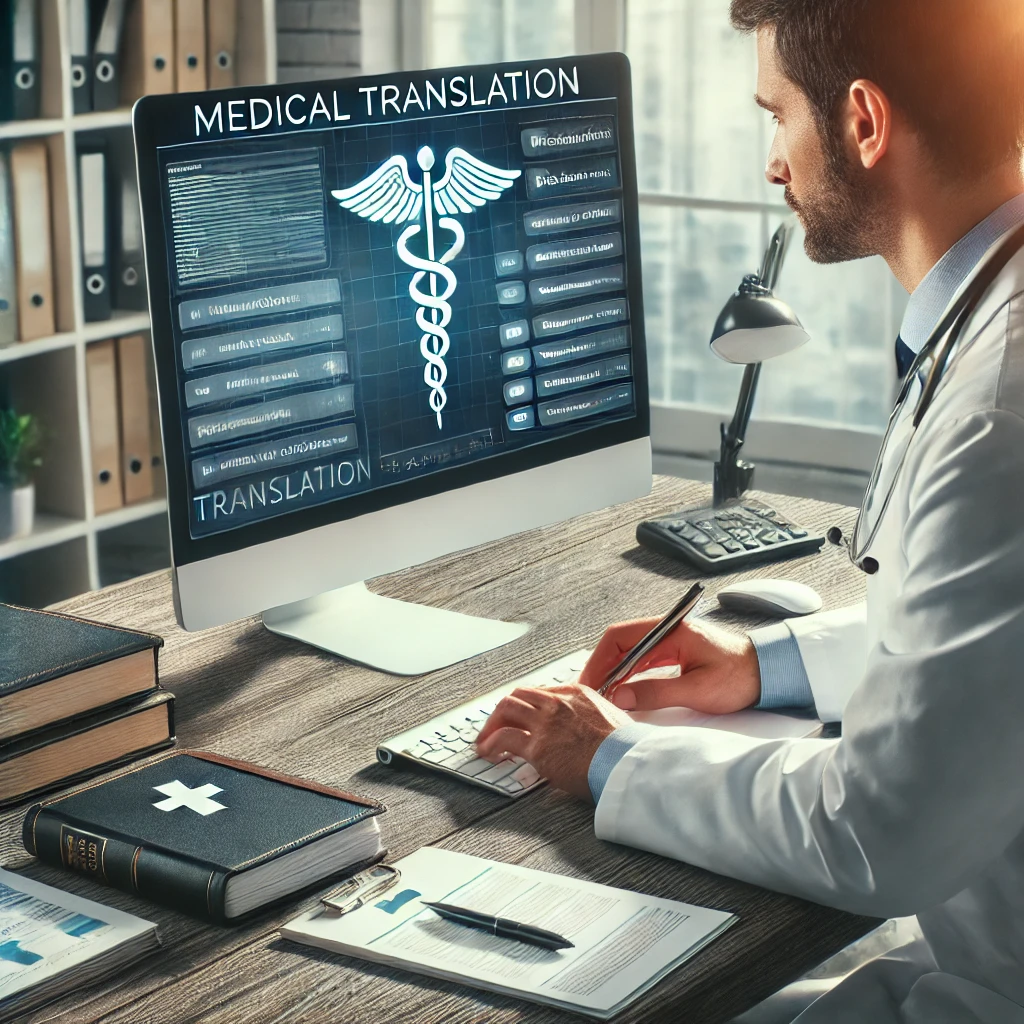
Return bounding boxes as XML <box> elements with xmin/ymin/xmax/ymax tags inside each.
<box><xmin>476</xmin><ymin>1</ymin><xmax>1024</xmax><ymax>1020</ymax></box>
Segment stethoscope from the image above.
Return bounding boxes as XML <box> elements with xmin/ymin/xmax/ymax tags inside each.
<box><xmin>831</xmin><ymin>222</ymin><xmax>1024</xmax><ymax>575</ymax></box>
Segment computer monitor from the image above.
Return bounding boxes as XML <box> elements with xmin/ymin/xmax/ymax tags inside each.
<box><xmin>133</xmin><ymin>52</ymin><xmax>651</xmax><ymax>669</ymax></box>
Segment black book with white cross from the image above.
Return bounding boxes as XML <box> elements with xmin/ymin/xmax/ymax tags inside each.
<box><xmin>21</xmin><ymin>751</ymin><xmax>386</xmax><ymax>924</ymax></box>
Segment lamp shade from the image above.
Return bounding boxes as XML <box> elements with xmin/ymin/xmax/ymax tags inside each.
<box><xmin>710</xmin><ymin>274</ymin><xmax>810</xmax><ymax>365</ymax></box>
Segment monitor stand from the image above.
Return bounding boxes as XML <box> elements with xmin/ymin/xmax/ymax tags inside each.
<box><xmin>261</xmin><ymin>581</ymin><xmax>531</xmax><ymax>675</ymax></box>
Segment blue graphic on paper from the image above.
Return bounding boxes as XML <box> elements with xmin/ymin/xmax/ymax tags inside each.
<box><xmin>375</xmin><ymin>889</ymin><xmax>422</xmax><ymax>914</ymax></box>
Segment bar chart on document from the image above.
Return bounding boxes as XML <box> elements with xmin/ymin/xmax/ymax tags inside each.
<box><xmin>159</xmin><ymin>78</ymin><xmax>637</xmax><ymax>539</ymax></box>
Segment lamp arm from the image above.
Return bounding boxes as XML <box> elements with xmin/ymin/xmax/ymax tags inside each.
<box><xmin>758</xmin><ymin>221</ymin><xmax>793</xmax><ymax>292</ymax></box>
<box><xmin>714</xmin><ymin>363</ymin><xmax>762</xmax><ymax>507</ymax></box>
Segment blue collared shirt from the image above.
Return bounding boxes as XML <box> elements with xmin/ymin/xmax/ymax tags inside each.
<box><xmin>588</xmin><ymin>193</ymin><xmax>1024</xmax><ymax>804</ymax></box>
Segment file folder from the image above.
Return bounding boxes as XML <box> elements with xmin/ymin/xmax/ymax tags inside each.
<box><xmin>116</xmin><ymin>333</ymin><xmax>155</xmax><ymax>504</ymax></box>
<box><xmin>144</xmin><ymin>341</ymin><xmax>165</xmax><ymax>496</ymax></box>
<box><xmin>175</xmin><ymin>0</ymin><xmax>207</xmax><ymax>92</ymax></box>
<box><xmin>0</xmin><ymin>151</ymin><xmax>18</xmax><ymax>347</ymax></box>
<box><xmin>92</xmin><ymin>0</ymin><xmax>128</xmax><ymax>111</ymax></box>
<box><xmin>114</xmin><ymin>142</ymin><xmax>147</xmax><ymax>310</ymax></box>
<box><xmin>69</xmin><ymin>0</ymin><xmax>92</xmax><ymax>114</ymax></box>
<box><xmin>10</xmin><ymin>140</ymin><xmax>54</xmax><ymax>342</ymax></box>
<box><xmin>206</xmin><ymin>0</ymin><xmax>237</xmax><ymax>90</ymax></box>
<box><xmin>86</xmin><ymin>340</ymin><xmax>124</xmax><ymax>514</ymax></box>
<box><xmin>7</xmin><ymin>0</ymin><xmax>40</xmax><ymax>121</ymax></box>
<box><xmin>79</xmin><ymin>149</ymin><xmax>112</xmax><ymax>323</ymax></box>
<box><xmin>121</xmin><ymin>0</ymin><xmax>174</xmax><ymax>101</ymax></box>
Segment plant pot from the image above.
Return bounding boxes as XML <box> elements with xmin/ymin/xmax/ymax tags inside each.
<box><xmin>0</xmin><ymin>481</ymin><xmax>34</xmax><ymax>541</ymax></box>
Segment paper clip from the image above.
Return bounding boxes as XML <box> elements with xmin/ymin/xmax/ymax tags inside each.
<box><xmin>316</xmin><ymin>864</ymin><xmax>401</xmax><ymax>917</ymax></box>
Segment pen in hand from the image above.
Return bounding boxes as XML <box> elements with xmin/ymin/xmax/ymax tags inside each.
<box><xmin>422</xmin><ymin>901</ymin><xmax>574</xmax><ymax>951</ymax></box>
<box><xmin>595</xmin><ymin>581</ymin><xmax>705</xmax><ymax>700</ymax></box>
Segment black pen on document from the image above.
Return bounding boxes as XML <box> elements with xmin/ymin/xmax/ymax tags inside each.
<box><xmin>596</xmin><ymin>581</ymin><xmax>705</xmax><ymax>699</ymax></box>
<box><xmin>422</xmin><ymin>901</ymin><xmax>574</xmax><ymax>951</ymax></box>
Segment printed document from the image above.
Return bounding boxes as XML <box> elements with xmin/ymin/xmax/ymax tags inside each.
<box><xmin>281</xmin><ymin>847</ymin><xmax>736</xmax><ymax>1019</ymax></box>
<box><xmin>0</xmin><ymin>868</ymin><xmax>158</xmax><ymax>1017</ymax></box>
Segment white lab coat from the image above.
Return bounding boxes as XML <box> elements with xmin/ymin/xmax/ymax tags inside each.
<box><xmin>594</xmin><ymin>245</ymin><xmax>1024</xmax><ymax>1023</ymax></box>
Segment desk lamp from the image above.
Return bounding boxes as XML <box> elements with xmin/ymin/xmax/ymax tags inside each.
<box><xmin>636</xmin><ymin>222</ymin><xmax>827</xmax><ymax>572</ymax></box>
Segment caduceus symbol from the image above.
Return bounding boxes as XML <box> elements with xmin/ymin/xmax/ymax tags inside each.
<box><xmin>333</xmin><ymin>146</ymin><xmax>521</xmax><ymax>430</ymax></box>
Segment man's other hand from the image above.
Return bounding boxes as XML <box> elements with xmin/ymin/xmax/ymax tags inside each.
<box><xmin>474</xmin><ymin>684</ymin><xmax>634</xmax><ymax>802</ymax></box>
<box><xmin>577</xmin><ymin>617</ymin><xmax>762</xmax><ymax>714</ymax></box>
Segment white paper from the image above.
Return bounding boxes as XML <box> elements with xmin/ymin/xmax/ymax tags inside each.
<box><xmin>281</xmin><ymin>847</ymin><xmax>735</xmax><ymax>1019</ymax></box>
<box><xmin>0</xmin><ymin>868</ymin><xmax>157</xmax><ymax>1010</ymax></box>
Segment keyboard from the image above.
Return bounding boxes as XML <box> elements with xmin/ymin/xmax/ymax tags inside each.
<box><xmin>636</xmin><ymin>500</ymin><xmax>825</xmax><ymax>573</ymax></box>
<box><xmin>376</xmin><ymin>650</ymin><xmax>591</xmax><ymax>798</ymax></box>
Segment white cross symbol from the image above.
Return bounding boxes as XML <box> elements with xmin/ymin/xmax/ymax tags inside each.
<box><xmin>152</xmin><ymin>780</ymin><xmax>227</xmax><ymax>816</ymax></box>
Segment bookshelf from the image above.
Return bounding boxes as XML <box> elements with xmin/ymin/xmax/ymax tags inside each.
<box><xmin>0</xmin><ymin>0</ymin><xmax>277</xmax><ymax>608</ymax></box>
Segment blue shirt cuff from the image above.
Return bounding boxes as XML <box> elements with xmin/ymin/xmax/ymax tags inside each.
<box><xmin>750</xmin><ymin>622</ymin><xmax>815</xmax><ymax>710</ymax></box>
<box><xmin>588</xmin><ymin>723</ymin><xmax>660</xmax><ymax>803</ymax></box>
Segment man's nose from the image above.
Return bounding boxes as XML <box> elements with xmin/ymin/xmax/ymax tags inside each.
<box><xmin>765</xmin><ymin>134</ymin><xmax>789</xmax><ymax>186</ymax></box>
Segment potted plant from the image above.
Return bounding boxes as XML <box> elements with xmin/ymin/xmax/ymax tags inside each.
<box><xmin>0</xmin><ymin>408</ymin><xmax>42</xmax><ymax>541</ymax></box>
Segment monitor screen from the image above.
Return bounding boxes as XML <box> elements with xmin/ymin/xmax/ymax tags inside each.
<box><xmin>134</xmin><ymin>54</ymin><xmax>648</xmax><ymax>566</ymax></box>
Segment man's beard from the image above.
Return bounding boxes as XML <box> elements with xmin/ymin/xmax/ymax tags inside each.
<box><xmin>785</xmin><ymin>138</ymin><xmax>888</xmax><ymax>264</ymax></box>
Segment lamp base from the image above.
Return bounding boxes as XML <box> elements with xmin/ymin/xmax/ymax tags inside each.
<box><xmin>713</xmin><ymin>457</ymin><xmax>755</xmax><ymax>508</ymax></box>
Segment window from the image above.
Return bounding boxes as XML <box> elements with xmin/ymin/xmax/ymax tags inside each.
<box><xmin>426</xmin><ymin>0</ymin><xmax>575</xmax><ymax>67</ymax></box>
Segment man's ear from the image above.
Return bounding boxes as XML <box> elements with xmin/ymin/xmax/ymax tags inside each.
<box><xmin>846</xmin><ymin>79</ymin><xmax>891</xmax><ymax>169</ymax></box>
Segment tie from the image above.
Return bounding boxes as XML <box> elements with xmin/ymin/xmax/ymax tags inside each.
<box><xmin>895</xmin><ymin>335</ymin><xmax>915</xmax><ymax>379</ymax></box>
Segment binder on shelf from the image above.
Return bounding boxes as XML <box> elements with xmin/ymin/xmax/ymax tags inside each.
<box><xmin>69</xmin><ymin>0</ymin><xmax>92</xmax><ymax>114</ymax></box>
<box><xmin>92</xmin><ymin>0</ymin><xmax>128</xmax><ymax>111</ymax></box>
<box><xmin>117</xmin><ymin>333</ymin><xmax>155</xmax><ymax>504</ymax></box>
<box><xmin>174</xmin><ymin>0</ymin><xmax>206</xmax><ymax>92</ymax></box>
<box><xmin>79</xmin><ymin>148</ymin><xmax>112</xmax><ymax>323</ymax></box>
<box><xmin>3</xmin><ymin>0</ymin><xmax>41</xmax><ymax>121</ymax></box>
<box><xmin>86</xmin><ymin>339</ymin><xmax>124</xmax><ymax>514</ymax></box>
<box><xmin>0</xmin><ymin>151</ymin><xmax>18</xmax><ymax>347</ymax></box>
<box><xmin>144</xmin><ymin>341</ymin><xmax>165</xmax><ymax>496</ymax></box>
<box><xmin>206</xmin><ymin>0</ymin><xmax>237</xmax><ymax>90</ymax></box>
<box><xmin>10</xmin><ymin>140</ymin><xmax>54</xmax><ymax>342</ymax></box>
<box><xmin>121</xmin><ymin>0</ymin><xmax>175</xmax><ymax>102</ymax></box>
<box><xmin>114</xmin><ymin>142</ymin><xmax>147</xmax><ymax>311</ymax></box>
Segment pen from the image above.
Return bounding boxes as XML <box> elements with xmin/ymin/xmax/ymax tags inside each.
<box><xmin>421</xmin><ymin>901</ymin><xmax>574</xmax><ymax>951</ymax></box>
<box><xmin>596</xmin><ymin>581</ymin><xmax>705</xmax><ymax>698</ymax></box>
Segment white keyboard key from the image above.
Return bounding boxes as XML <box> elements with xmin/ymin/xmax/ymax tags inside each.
<box><xmin>421</xmin><ymin>748</ymin><xmax>452</xmax><ymax>764</ymax></box>
<box><xmin>407</xmin><ymin>740</ymin><xmax>437</xmax><ymax>758</ymax></box>
<box><xmin>440</xmin><ymin>749</ymin><xmax>479</xmax><ymax>770</ymax></box>
<box><xmin>456</xmin><ymin>758</ymin><xmax>495</xmax><ymax>778</ymax></box>
<box><xmin>499</xmin><ymin>778</ymin><xmax>524</xmax><ymax>794</ymax></box>
<box><xmin>511</xmin><ymin>763</ymin><xmax>541</xmax><ymax>788</ymax></box>
<box><xmin>476</xmin><ymin>758</ymin><xmax>524</xmax><ymax>784</ymax></box>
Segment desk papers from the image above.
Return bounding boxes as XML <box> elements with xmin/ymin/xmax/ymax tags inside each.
<box><xmin>0</xmin><ymin>867</ymin><xmax>159</xmax><ymax>1018</ymax></box>
<box><xmin>281</xmin><ymin>846</ymin><xmax>736</xmax><ymax>1019</ymax></box>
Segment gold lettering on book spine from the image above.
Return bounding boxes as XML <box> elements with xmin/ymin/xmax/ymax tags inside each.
<box><xmin>60</xmin><ymin>824</ymin><xmax>108</xmax><ymax>881</ymax></box>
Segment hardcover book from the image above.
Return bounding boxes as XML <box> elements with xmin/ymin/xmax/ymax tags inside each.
<box><xmin>0</xmin><ymin>690</ymin><xmax>175</xmax><ymax>808</ymax></box>
<box><xmin>0</xmin><ymin>602</ymin><xmax>163</xmax><ymax>741</ymax></box>
<box><xmin>22</xmin><ymin>752</ymin><xmax>386</xmax><ymax>924</ymax></box>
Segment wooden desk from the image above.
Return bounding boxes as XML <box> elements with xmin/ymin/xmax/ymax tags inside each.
<box><xmin>1</xmin><ymin>476</ymin><xmax>877</xmax><ymax>1024</ymax></box>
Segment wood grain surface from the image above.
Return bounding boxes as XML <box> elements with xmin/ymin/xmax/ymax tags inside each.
<box><xmin>0</xmin><ymin>476</ymin><xmax>875</xmax><ymax>1024</ymax></box>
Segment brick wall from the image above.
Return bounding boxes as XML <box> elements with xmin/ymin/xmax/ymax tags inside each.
<box><xmin>276</xmin><ymin>0</ymin><xmax>361</xmax><ymax>83</ymax></box>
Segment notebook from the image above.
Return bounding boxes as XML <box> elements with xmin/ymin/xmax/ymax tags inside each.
<box><xmin>281</xmin><ymin>846</ymin><xmax>736</xmax><ymax>1020</ymax></box>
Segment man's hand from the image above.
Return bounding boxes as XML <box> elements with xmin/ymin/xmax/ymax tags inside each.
<box><xmin>474</xmin><ymin>684</ymin><xmax>634</xmax><ymax>802</ymax></box>
<box><xmin>577</xmin><ymin>617</ymin><xmax>762</xmax><ymax>714</ymax></box>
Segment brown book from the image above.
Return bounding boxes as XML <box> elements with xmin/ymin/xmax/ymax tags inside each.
<box><xmin>86</xmin><ymin>340</ymin><xmax>124</xmax><ymax>514</ymax></box>
<box><xmin>121</xmin><ymin>0</ymin><xmax>176</xmax><ymax>101</ymax></box>
<box><xmin>0</xmin><ymin>601</ymin><xmax>163</xmax><ymax>742</ymax></box>
<box><xmin>10</xmin><ymin>140</ymin><xmax>55</xmax><ymax>342</ymax></box>
<box><xmin>0</xmin><ymin>691</ymin><xmax>175</xmax><ymax>808</ymax></box>
<box><xmin>175</xmin><ymin>0</ymin><xmax>208</xmax><ymax>92</ymax></box>
<box><xmin>206</xmin><ymin>0</ymin><xmax>237</xmax><ymax>90</ymax></box>
<box><xmin>117</xmin><ymin>333</ymin><xmax>155</xmax><ymax>504</ymax></box>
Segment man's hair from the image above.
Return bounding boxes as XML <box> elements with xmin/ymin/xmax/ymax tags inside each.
<box><xmin>730</xmin><ymin>0</ymin><xmax>1024</xmax><ymax>176</ymax></box>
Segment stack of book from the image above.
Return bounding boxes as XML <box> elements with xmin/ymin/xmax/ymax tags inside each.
<box><xmin>0</xmin><ymin>602</ymin><xmax>175</xmax><ymax>808</ymax></box>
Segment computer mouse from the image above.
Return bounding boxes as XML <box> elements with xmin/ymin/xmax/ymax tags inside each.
<box><xmin>716</xmin><ymin>579</ymin><xmax>823</xmax><ymax>618</ymax></box>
